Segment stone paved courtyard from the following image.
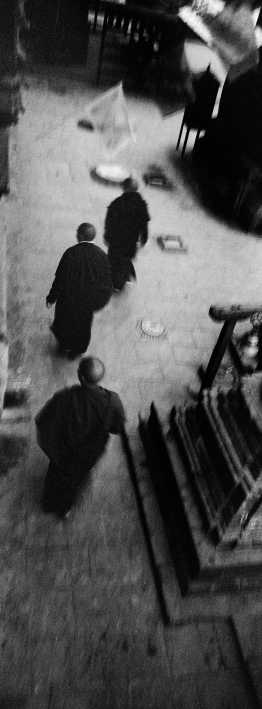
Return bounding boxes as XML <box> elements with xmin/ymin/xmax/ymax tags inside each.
<box><xmin>1</xmin><ymin>46</ymin><xmax>262</xmax><ymax>707</ymax></box>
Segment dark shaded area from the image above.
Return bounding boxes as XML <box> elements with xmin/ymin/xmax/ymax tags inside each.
<box><xmin>139</xmin><ymin>402</ymin><xmax>200</xmax><ymax>596</ymax></box>
<box><xmin>0</xmin><ymin>697</ymin><xmax>27</xmax><ymax>709</ymax></box>
<box><xmin>193</xmin><ymin>53</ymin><xmax>262</xmax><ymax>233</ymax></box>
<box><xmin>0</xmin><ymin>434</ymin><xmax>27</xmax><ymax>473</ymax></box>
<box><xmin>167</xmin><ymin>148</ymin><xmax>231</xmax><ymax>231</ymax></box>
<box><xmin>121</xmin><ymin>426</ymin><xmax>170</xmax><ymax>625</ymax></box>
<box><xmin>25</xmin><ymin>0</ymin><xmax>89</xmax><ymax>64</ymax></box>
<box><xmin>0</xmin><ymin>0</ymin><xmax>17</xmax><ymax>75</ymax></box>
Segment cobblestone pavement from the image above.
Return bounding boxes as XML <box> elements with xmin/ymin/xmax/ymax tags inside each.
<box><xmin>1</xmin><ymin>58</ymin><xmax>262</xmax><ymax>707</ymax></box>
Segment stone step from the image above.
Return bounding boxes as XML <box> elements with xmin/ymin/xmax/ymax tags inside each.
<box><xmin>139</xmin><ymin>401</ymin><xmax>262</xmax><ymax>597</ymax></box>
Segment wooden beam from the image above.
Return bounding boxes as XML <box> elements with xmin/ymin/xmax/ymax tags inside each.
<box><xmin>209</xmin><ymin>304</ymin><xmax>262</xmax><ymax>323</ymax></box>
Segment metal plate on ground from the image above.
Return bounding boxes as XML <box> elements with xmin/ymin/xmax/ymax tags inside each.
<box><xmin>157</xmin><ymin>235</ymin><xmax>188</xmax><ymax>253</ymax></box>
<box><xmin>93</xmin><ymin>164</ymin><xmax>131</xmax><ymax>184</ymax></box>
<box><xmin>137</xmin><ymin>319</ymin><xmax>167</xmax><ymax>339</ymax></box>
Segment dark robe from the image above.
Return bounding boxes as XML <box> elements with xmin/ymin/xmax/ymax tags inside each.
<box><xmin>194</xmin><ymin>54</ymin><xmax>262</xmax><ymax>224</ymax></box>
<box><xmin>104</xmin><ymin>192</ymin><xmax>150</xmax><ymax>290</ymax></box>
<box><xmin>217</xmin><ymin>62</ymin><xmax>262</xmax><ymax>168</ymax></box>
<box><xmin>35</xmin><ymin>383</ymin><xmax>125</xmax><ymax>517</ymax></box>
<box><xmin>47</xmin><ymin>242</ymin><xmax>113</xmax><ymax>352</ymax></box>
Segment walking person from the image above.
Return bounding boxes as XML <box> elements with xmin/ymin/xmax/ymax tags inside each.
<box><xmin>46</xmin><ymin>223</ymin><xmax>113</xmax><ymax>357</ymax></box>
<box><xmin>35</xmin><ymin>357</ymin><xmax>126</xmax><ymax>518</ymax></box>
<box><xmin>104</xmin><ymin>178</ymin><xmax>150</xmax><ymax>292</ymax></box>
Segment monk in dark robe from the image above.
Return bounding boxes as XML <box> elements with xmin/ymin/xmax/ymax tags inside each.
<box><xmin>104</xmin><ymin>178</ymin><xmax>150</xmax><ymax>291</ymax></box>
<box><xmin>35</xmin><ymin>357</ymin><xmax>126</xmax><ymax>518</ymax></box>
<box><xmin>46</xmin><ymin>223</ymin><xmax>113</xmax><ymax>357</ymax></box>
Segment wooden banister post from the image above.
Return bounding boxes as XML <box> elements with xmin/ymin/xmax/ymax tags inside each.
<box><xmin>200</xmin><ymin>318</ymin><xmax>237</xmax><ymax>394</ymax></box>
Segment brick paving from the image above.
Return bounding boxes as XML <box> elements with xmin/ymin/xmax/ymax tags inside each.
<box><xmin>1</xmin><ymin>53</ymin><xmax>262</xmax><ymax>706</ymax></box>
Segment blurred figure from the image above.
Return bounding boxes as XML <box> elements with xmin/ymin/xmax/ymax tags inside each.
<box><xmin>104</xmin><ymin>178</ymin><xmax>150</xmax><ymax>291</ymax></box>
<box><xmin>35</xmin><ymin>356</ymin><xmax>126</xmax><ymax>518</ymax></box>
<box><xmin>194</xmin><ymin>45</ymin><xmax>262</xmax><ymax>229</ymax></box>
<box><xmin>205</xmin><ymin>0</ymin><xmax>259</xmax><ymax>82</ymax></box>
<box><xmin>46</xmin><ymin>223</ymin><xmax>112</xmax><ymax>357</ymax></box>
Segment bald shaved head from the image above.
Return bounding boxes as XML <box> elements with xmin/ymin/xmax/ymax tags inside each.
<box><xmin>78</xmin><ymin>357</ymin><xmax>105</xmax><ymax>385</ymax></box>
<box><xmin>77</xmin><ymin>223</ymin><xmax>96</xmax><ymax>242</ymax></box>
<box><xmin>122</xmin><ymin>177</ymin><xmax>138</xmax><ymax>192</ymax></box>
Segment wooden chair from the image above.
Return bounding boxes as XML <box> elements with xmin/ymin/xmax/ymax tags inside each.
<box><xmin>176</xmin><ymin>66</ymin><xmax>220</xmax><ymax>157</ymax></box>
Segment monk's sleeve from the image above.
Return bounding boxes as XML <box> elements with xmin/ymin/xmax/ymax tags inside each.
<box><xmin>46</xmin><ymin>252</ymin><xmax>67</xmax><ymax>304</ymax></box>
<box><xmin>35</xmin><ymin>393</ymin><xmax>59</xmax><ymax>454</ymax></box>
<box><xmin>139</xmin><ymin>198</ymin><xmax>150</xmax><ymax>245</ymax></box>
<box><xmin>104</xmin><ymin>205</ymin><xmax>112</xmax><ymax>244</ymax></box>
